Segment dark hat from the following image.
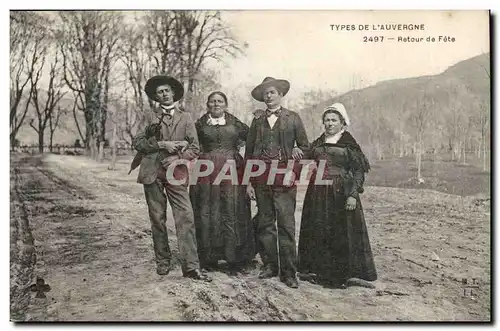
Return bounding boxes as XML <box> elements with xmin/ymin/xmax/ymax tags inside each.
<box><xmin>251</xmin><ymin>77</ymin><xmax>290</xmax><ymax>102</ymax></box>
<box><xmin>144</xmin><ymin>75</ymin><xmax>184</xmax><ymax>102</ymax></box>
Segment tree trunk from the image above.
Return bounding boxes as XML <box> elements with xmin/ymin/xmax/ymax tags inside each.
<box><xmin>432</xmin><ymin>140</ymin><xmax>437</xmax><ymax>162</ymax></box>
<box><xmin>108</xmin><ymin>121</ymin><xmax>117</xmax><ymax>170</ymax></box>
<box><xmin>38</xmin><ymin>131</ymin><xmax>44</xmax><ymax>153</ymax></box>
<box><xmin>375</xmin><ymin>140</ymin><xmax>383</xmax><ymax>160</ymax></box>
<box><xmin>49</xmin><ymin>131</ymin><xmax>54</xmax><ymax>152</ymax></box>
<box><xmin>417</xmin><ymin>133</ymin><xmax>423</xmax><ymax>180</ymax></box>
<box><xmin>450</xmin><ymin>140</ymin><xmax>455</xmax><ymax>161</ymax></box>
<box><xmin>90</xmin><ymin>136</ymin><xmax>97</xmax><ymax>160</ymax></box>
<box><xmin>98</xmin><ymin>141</ymin><xmax>105</xmax><ymax>163</ymax></box>
<box><xmin>462</xmin><ymin>138</ymin><xmax>467</xmax><ymax>165</ymax></box>
<box><xmin>483</xmin><ymin>135</ymin><xmax>487</xmax><ymax>171</ymax></box>
<box><xmin>399</xmin><ymin>132</ymin><xmax>404</xmax><ymax>157</ymax></box>
<box><xmin>10</xmin><ymin>133</ymin><xmax>17</xmax><ymax>149</ymax></box>
<box><xmin>417</xmin><ymin>151</ymin><xmax>422</xmax><ymax>180</ymax></box>
<box><xmin>415</xmin><ymin>141</ymin><xmax>419</xmax><ymax>173</ymax></box>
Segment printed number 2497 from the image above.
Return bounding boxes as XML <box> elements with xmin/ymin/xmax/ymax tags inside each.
<box><xmin>363</xmin><ymin>36</ymin><xmax>384</xmax><ymax>42</ymax></box>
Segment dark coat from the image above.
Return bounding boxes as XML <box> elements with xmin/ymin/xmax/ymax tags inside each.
<box><xmin>244</xmin><ymin>107</ymin><xmax>309</xmax><ymax>162</ymax></box>
<box><xmin>129</xmin><ymin>106</ymin><xmax>200</xmax><ymax>185</ymax></box>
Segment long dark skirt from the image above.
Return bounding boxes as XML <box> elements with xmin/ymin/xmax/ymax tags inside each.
<box><xmin>190</xmin><ymin>182</ymin><xmax>255</xmax><ymax>266</ymax></box>
<box><xmin>298</xmin><ymin>179</ymin><xmax>377</xmax><ymax>286</ymax></box>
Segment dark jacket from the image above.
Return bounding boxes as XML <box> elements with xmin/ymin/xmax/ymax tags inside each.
<box><xmin>244</xmin><ymin>107</ymin><xmax>309</xmax><ymax>162</ymax></box>
<box><xmin>129</xmin><ymin>106</ymin><xmax>200</xmax><ymax>185</ymax></box>
<box><xmin>244</xmin><ymin>107</ymin><xmax>309</xmax><ymax>185</ymax></box>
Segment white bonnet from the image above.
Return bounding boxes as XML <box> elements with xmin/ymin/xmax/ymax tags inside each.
<box><xmin>325</xmin><ymin>103</ymin><xmax>350</xmax><ymax>126</ymax></box>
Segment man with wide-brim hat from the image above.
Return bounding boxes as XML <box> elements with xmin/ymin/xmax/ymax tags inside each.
<box><xmin>144</xmin><ymin>75</ymin><xmax>185</xmax><ymax>103</ymax></box>
<box><xmin>245</xmin><ymin>76</ymin><xmax>310</xmax><ymax>288</ymax></box>
<box><xmin>130</xmin><ymin>74</ymin><xmax>211</xmax><ymax>282</ymax></box>
<box><xmin>250</xmin><ymin>77</ymin><xmax>290</xmax><ymax>102</ymax></box>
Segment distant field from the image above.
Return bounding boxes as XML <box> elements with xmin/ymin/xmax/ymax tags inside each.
<box><xmin>366</xmin><ymin>156</ymin><xmax>490</xmax><ymax>197</ymax></box>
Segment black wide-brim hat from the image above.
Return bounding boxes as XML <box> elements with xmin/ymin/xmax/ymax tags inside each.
<box><xmin>251</xmin><ymin>77</ymin><xmax>290</xmax><ymax>102</ymax></box>
<box><xmin>145</xmin><ymin>75</ymin><xmax>184</xmax><ymax>102</ymax></box>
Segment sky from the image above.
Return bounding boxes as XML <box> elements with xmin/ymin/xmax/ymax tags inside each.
<box><xmin>213</xmin><ymin>10</ymin><xmax>490</xmax><ymax>98</ymax></box>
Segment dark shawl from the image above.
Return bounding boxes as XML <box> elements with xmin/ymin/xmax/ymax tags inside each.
<box><xmin>311</xmin><ymin>131</ymin><xmax>371</xmax><ymax>173</ymax></box>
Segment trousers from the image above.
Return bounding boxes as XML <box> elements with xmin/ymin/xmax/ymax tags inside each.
<box><xmin>254</xmin><ymin>184</ymin><xmax>298</xmax><ymax>278</ymax></box>
<box><xmin>143</xmin><ymin>179</ymin><xmax>200</xmax><ymax>273</ymax></box>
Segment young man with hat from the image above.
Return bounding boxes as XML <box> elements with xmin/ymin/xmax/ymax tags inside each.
<box><xmin>130</xmin><ymin>75</ymin><xmax>211</xmax><ymax>282</ymax></box>
<box><xmin>244</xmin><ymin>77</ymin><xmax>309</xmax><ymax>288</ymax></box>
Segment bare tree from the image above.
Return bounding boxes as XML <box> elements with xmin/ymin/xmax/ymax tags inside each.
<box><xmin>186</xmin><ymin>69</ymin><xmax>222</xmax><ymax>117</ymax></box>
<box><xmin>70</xmin><ymin>91</ymin><xmax>87</xmax><ymax>146</ymax></box>
<box><xmin>142</xmin><ymin>11</ymin><xmax>244</xmax><ymax>111</ymax></box>
<box><xmin>29</xmin><ymin>51</ymin><xmax>66</xmax><ymax>153</ymax></box>
<box><xmin>107</xmin><ymin>106</ymin><xmax>120</xmax><ymax>171</ymax></box>
<box><xmin>118</xmin><ymin>21</ymin><xmax>149</xmax><ymax>139</ymax></box>
<box><xmin>143</xmin><ymin>11</ymin><xmax>181</xmax><ymax>77</ymax></box>
<box><xmin>367</xmin><ymin>107</ymin><xmax>390</xmax><ymax>161</ymax></box>
<box><xmin>472</xmin><ymin>97</ymin><xmax>490</xmax><ymax>171</ymax></box>
<box><xmin>388</xmin><ymin>91</ymin><xmax>409</xmax><ymax>157</ymax></box>
<box><xmin>408</xmin><ymin>82</ymin><xmax>435</xmax><ymax>181</ymax></box>
<box><xmin>48</xmin><ymin>106</ymin><xmax>66</xmax><ymax>152</ymax></box>
<box><xmin>476</xmin><ymin>56</ymin><xmax>490</xmax><ymax>171</ymax></box>
<box><xmin>445</xmin><ymin>104</ymin><xmax>466</xmax><ymax>162</ymax></box>
<box><xmin>178</xmin><ymin>11</ymin><xmax>244</xmax><ymax>109</ymax></box>
<box><xmin>10</xmin><ymin>11</ymin><xmax>49</xmax><ymax>148</ymax></box>
<box><xmin>291</xmin><ymin>88</ymin><xmax>338</xmax><ymax>140</ymax></box>
<box><xmin>57</xmin><ymin>11</ymin><xmax>123</xmax><ymax>160</ymax></box>
<box><xmin>298</xmin><ymin>90</ymin><xmax>326</xmax><ymax>139</ymax></box>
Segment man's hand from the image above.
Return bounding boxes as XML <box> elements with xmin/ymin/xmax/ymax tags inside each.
<box><xmin>161</xmin><ymin>155</ymin><xmax>179</xmax><ymax>169</ymax></box>
<box><xmin>158</xmin><ymin>141</ymin><xmax>179</xmax><ymax>153</ymax></box>
<box><xmin>291</xmin><ymin>147</ymin><xmax>304</xmax><ymax>161</ymax></box>
<box><xmin>180</xmin><ymin>149</ymin><xmax>197</xmax><ymax>161</ymax></box>
<box><xmin>346</xmin><ymin>196</ymin><xmax>357</xmax><ymax>211</ymax></box>
<box><xmin>176</xmin><ymin>140</ymin><xmax>189</xmax><ymax>153</ymax></box>
<box><xmin>246</xmin><ymin>184</ymin><xmax>256</xmax><ymax>200</ymax></box>
<box><xmin>283</xmin><ymin>170</ymin><xmax>296</xmax><ymax>187</ymax></box>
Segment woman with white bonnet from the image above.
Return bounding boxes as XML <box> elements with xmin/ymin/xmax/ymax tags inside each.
<box><xmin>297</xmin><ymin>102</ymin><xmax>377</xmax><ymax>288</ymax></box>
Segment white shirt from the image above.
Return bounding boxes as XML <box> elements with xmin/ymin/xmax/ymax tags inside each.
<box><xmin>325</xmin><ymin>129</ymin><xmax>346</xmax><ymax>144</ymax></box>
<box><xmin>267</xmin><ymin>107</ymin><xmax>281</xmax><ymax>128</ymax></box>
<box><xmin>207</xmin><ymin>113</ymin><xmax>226</xmax><ymax>126</ymax></box>
<box><xmin>161</xmin><ymin>104</ymin><xmax>175</xmax><ymax>117</ymax></box>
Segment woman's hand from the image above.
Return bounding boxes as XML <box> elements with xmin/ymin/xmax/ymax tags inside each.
<box><xmin>291</xmin><ymin>147</ymin><xmax>304</xmax><ymax>160</ymax></box>
<box><xmin>346</xmin><ymin>196</ymin><xmax>357</xmax><ymax>211</ymax></box>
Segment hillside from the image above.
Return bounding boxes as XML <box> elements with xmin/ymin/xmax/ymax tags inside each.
<box><xmin>299</xmin><ymin>53</ymin><xmax>491</xmax><ymax>148</ymax></box>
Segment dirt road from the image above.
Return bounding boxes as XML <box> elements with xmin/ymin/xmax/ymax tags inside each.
<box><xmin>10</xmin><ymin>154</ymin><xmax>491</xmax><ymax>321</ymax></box>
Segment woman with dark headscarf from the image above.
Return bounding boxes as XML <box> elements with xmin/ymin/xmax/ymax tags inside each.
<box><xmin>298</xmin><ymin>103</ymin><xmax>377</xmax><ymax>288</ymax></box>
<box><xmin>189</xmin><ymin>91</ymin><xmax>255</xmax><ymax>275</ymax></box>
